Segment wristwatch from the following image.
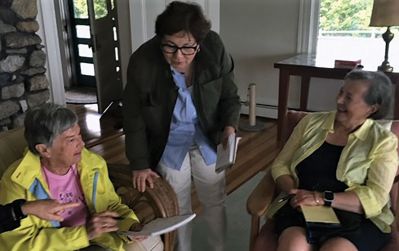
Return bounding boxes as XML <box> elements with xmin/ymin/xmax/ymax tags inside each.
<box><xmin>323</xmin><ymin>191</ymin><xmax>334</xmax><ymax>207</ymax></box>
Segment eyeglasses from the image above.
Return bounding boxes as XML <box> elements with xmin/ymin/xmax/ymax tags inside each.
<box><xmin>160</xmin><ymin>44</ymin><xmax>199</xmax><ymax>55</ymax></box>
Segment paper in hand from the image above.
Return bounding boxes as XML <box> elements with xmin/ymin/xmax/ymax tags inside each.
<box><xmin>119</xmin><ymin>214</ymin><xmax>196</xmax><ymax>237</ymax></box>
<box><xmin>215</xmin><ymin>133</ymin><xmax>241</xmax><ymax>173</ymax></box>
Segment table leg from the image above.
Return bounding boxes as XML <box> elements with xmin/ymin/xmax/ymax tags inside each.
<box><xmin>277</xmin><ymin>69</ymin><xmax>290</xmax><ymax>141</ymax></box>
<box><xmin>300</xmin><ymin>75</ymin><xmax>310</xmax><ymax>111</ymax></box>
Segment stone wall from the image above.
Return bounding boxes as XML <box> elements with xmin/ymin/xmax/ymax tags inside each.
<box><xmin>0</xmin><ymin>0</ymin><xmax>49</xmax><ymax>131</ymax></box>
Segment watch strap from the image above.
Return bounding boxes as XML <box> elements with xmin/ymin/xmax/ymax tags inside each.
<box><xmin>323</xmin><ymin>191</ymin><xmax>334</xmax><ymax>207</ymax></box>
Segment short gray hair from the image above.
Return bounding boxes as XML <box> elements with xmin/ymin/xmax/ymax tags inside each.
<box><xmin>24</xmin><ymin>103</ymin><xmax>78</xmax><ymax>155</ymax></box>
<box><xmin>344</xmin><ymin>70</ymin><xmax>392</xmax><ymax>119</ymax></box>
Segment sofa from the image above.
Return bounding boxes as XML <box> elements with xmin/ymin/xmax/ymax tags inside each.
<box><xmin>0</xmin><ymin>128</ymin><xmax>178</xmax><ymax>251</ymax></box>
<box><xmin>247</xmin><ymin>111</ymin><xmax>399</xmax><ymax>251</ymax></box>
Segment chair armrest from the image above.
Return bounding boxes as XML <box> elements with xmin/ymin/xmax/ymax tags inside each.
<box><xmin>247</xmin><ymin>170</ymin><xmax>276</xmax><ymax>217</ymax></box>
<box><xmin>107</xmin><ymin>164</ymin><xmax>179</xmax><ymax>220</ymax></box>
<box><xmin>107</xmin><ymin>164</ymin><xmax>178</xmax><ymax>251</ymax></box>
<box><xmin>247</xmin><ymin>169</ymin><xmax>276</xmax><ymax>217</ymax></box>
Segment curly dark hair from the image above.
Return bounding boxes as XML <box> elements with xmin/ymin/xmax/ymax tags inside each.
<box><xmin>155</xmin><ymin>1</ymin><xmax>211</xmax><ymax>42</ymax></box>
<box><xmin>344</xmin><ymin>70</ymin><xmax>392</xmax><ymax>119</ymax></box>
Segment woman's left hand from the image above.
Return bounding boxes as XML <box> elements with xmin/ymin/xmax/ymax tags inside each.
<box><xmin>222</xmin><ymin>126</ymin><xmax>236</xmax><ymax>148</ymax></box>
<box><xmin>289</xmin><ymin>189</ymin><xmax>323</xmax><ymax>208</ymax></box>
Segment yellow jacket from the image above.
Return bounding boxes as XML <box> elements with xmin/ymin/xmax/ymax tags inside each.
<box><xmin>271</xmin><ymin>111</ymin><xmax>398</xmax><ymax>233</ymax></box>
<box><xmin>0</xmin><ymin>148</ymin><xmax>139</xmax><ymax>251</ymax></box>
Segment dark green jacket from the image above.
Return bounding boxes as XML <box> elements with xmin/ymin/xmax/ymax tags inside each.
<box><xmin>123</xmin><ymin>31</ymin><xmax>241</xmax><ymax>171</ymax></box>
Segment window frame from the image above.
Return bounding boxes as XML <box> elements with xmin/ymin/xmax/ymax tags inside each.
<box><xmin>297</xmin><ymin>0</ymin><xmax>320</xmax><ymax>54</ymax></box>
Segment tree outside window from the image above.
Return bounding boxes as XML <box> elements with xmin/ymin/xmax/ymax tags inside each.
<box><xmin>317</xmin><ymin>0</ymin><xmax>399</xmax><ymax>68</ymax></box>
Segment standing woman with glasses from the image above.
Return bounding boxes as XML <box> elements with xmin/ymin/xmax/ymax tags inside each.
<box><xmin>122</xmin><ymin>1</ymin><xmax>241</xmax><ymax>251</ymax></box>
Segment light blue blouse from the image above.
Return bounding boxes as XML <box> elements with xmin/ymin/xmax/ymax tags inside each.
<box><xmin>159</xmin><ymin>68</ymin><xmax>217</xmax><ymax>170</ymax></box>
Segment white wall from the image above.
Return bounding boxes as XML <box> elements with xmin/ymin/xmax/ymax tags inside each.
<box><xmin>220</xmin><ymin>0</ymin><xmax>302</xmax><ymax>118</ymax></box>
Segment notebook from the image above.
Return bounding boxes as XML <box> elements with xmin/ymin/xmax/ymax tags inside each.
<box><xmin>300</xmin><ymin>205</ymin><xmax>340</xmax><ymax>225</ymax></box>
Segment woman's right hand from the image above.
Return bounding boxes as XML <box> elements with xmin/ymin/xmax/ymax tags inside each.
<box><xmin>288</xmin><ymin>189</ymin><xmax>323</xmax><ymax>208</ymax></box>
<box><xmin>86</xmin><ymin>211</ymin><xmax>119</xmax><ymax>240</ymax></box>
<box><xmin>132</xmin><ymin>169</ymin><xmax>160</xmax><ymax>192</ymax></box>
<box><xmin>21</xmin><ymin>200</ymin><xmax>79</xmax><ymax>221</ymax></box>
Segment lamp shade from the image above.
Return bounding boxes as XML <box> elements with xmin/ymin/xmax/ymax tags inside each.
<box><xmin>370</xmin><ymin>0</ymin><xmax>399</xmax><ymax>27</ymax></box>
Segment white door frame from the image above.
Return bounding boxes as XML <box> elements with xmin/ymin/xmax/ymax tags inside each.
<box><xmin>37</xmin><ymin>0</ymin><xmax>66</xmax><ymax>105</ymax></box>
<box><xmin>297</xmin><ymin>0</ymin><xmax>320</xmax><ymax>54</ymax></box>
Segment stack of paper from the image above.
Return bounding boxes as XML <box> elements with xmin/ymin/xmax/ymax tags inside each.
<box><xmin>119</xmin><ymin>213</ymin><xmax>196</xmax><ymax>237</ymax></box>
<box><xmin>215</xmin><ymin>133</ymin><xmax>241</xmax><ymax>173</ymax></box>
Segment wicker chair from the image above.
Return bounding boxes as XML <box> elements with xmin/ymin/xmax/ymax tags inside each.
<box><xmin>0</xmin><ymin>128</ymin><xmax>178</xmax><ymax>251</ymax></box>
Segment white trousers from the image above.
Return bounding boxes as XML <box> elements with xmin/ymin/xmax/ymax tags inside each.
<box><xmin>80</xmin><ymin>236</ymin><xmax>163</xmax><ymax>251</ymax></box>
<box><xmin>158</xmin><ymin>147</ymin><xmax>227</xmax><ymax>251</ymax></box>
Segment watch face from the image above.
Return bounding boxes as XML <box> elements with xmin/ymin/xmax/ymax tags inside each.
<box><xmin>324</xmin><ymin>191</ymin><xmax>334</xmax><ymax>201</ymax></box>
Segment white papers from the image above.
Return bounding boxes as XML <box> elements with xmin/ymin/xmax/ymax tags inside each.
<box><xmin>119</xmin><ymin>214</ymin><xmax>196</xmax><ymax>237</ymax></box>
<box><xmin>215</xmin><ymin>133</ymin><xmax>241</xmax><ymax>173</ymax></box>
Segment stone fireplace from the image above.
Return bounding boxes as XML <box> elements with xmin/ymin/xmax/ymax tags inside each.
<box><xmin>0</xmin><ymin>0</ymin><xmax>50</xmax><ymax>131</ymax></box>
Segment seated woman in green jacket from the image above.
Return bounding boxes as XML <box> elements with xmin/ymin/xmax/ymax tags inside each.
<box><xmin>0</xmin><ymin>103</ymin><xmax>162</xmax><ymax>251</ymax></box>
<box><xmin>267</xmin><ymin>70</ymin><xmax>398</xmax><ymax>251</ymax></box>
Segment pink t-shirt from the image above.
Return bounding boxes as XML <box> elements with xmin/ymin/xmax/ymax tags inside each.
<box><xmin>42</xmin><ymin>164</ymin><xmax>88</xmax><ymax>227</ymax></box>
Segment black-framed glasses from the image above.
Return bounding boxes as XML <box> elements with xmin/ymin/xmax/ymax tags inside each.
<box><xmin>160</xmin><ymin>44</ymin><xmax>199</xmax><ymax>55</ymax></box>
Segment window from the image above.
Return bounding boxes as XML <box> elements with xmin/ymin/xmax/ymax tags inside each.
<box><xmin>316</xmin><ymin>0</ymin><xmax>399</xmax><ymax>66</ymax></box>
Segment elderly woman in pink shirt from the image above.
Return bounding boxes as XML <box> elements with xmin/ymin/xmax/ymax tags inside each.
<box><xmin>0</xmin><ymin>103</ymin><xmax>162</xmax><ymax>251</ymax></box>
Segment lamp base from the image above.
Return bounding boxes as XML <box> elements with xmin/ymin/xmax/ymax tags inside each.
<box><xmin>378</xmin><ymin>61</ymin><xmax>393</xmax><ymax>72</ymax></box>
<box><xmin>378</xmin><ymin>27</ymin><xmax>394</xmax><ymax>73</ymax></box>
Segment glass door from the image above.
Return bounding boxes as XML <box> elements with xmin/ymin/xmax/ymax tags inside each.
<box><xmin>68</xmin><ymin>0</ymin><xmax>96</xmax><ymax>87</ymax></box>
<box><xmin>87</xmin><ymin>0</ymin><xmax>122</xmax><ymax>113</ymax></box>
<box><xmin>67</xmin><ymin>0</ymin><xmax>122</xmax><ymax>113</ymax></box>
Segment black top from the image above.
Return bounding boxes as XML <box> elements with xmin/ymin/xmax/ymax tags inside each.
<box><xmin>296</xmin><ymin>141</ymin><xmax>348</xmax><ymax>192</ymax></box>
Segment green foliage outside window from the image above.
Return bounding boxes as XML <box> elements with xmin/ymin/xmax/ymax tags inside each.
<box><xmin>73</xmin><ymin>0</ymin><xmax>109</xmax><ymax>19</ymax></box>
<box><xmin>319</xmin><ymin>0</ymin><xmax>373</xmax><ymax>31</ymax></box>
<box><xmin>319</xmin><ymin>0</ymin><xmax>399</xmax><ymax>37</ymax></box>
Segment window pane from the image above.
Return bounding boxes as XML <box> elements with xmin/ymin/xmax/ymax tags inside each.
<box><xmin>73</xmin><ymin>0</ymin><xmax>88</xmax><ymax>19</ymax></box>
<box><xmin>317</xmin><ymin>0</ymin><xmax>399</xmax><ymax>66</ymax></box>
<box><xmin>80</xmin><ymin>63</ymin><xmax>95</xmax><ymax>76</ymax></box>
<box><xmin>78</xmin><ymin>44</ymin><xmax>93</xmax><ymax>58</ymax></box>
<box><xmin>76</xmin><ymin>25</ymin><xmax>91</xmax><ymax>38</ymax></box>
<box><xmin>94</xmin><ymin>0</ymin><xmax>108</xmax><ymax>19</ymax></box>
<box><xmin>319</xmin><ymin>0</ymin><xmax>373</xmax><ymax>32</ymax></box>
<box><xmin>115</xmin><ymin>47</ymin><xmax>119</xmax><ymax>61</ymax></box>
<box><xmin>113</xmin><ymin>26</ymin><xmax>117</xmax><ymax>41</ymax></box>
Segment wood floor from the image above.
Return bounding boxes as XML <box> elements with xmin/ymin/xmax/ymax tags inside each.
<box><xmin>68</xmin><ymin>104</ymin><xmax>280</xmax><ymax>211</ymax></box>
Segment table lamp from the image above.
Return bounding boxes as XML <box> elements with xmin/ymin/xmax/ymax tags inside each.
<box><xmin>369</xmin><ymin>0</ymin><xmax>399</xmax><ymax>72</ymax></box>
